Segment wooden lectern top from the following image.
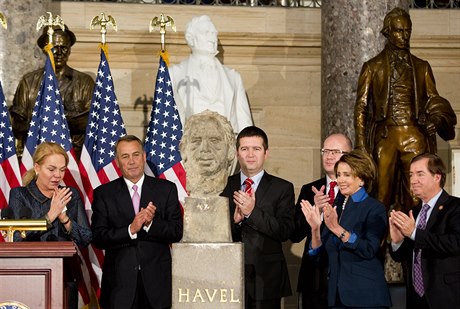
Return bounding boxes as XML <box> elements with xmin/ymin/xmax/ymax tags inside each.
<box><xmin>0</xmin><ymin>241</ymin><xmax>76</xmax><ymax>258</ymax></box>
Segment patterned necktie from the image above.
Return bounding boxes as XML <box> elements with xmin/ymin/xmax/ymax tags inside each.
<box><xmin>413</xmin><ymin>203</ymin><xmax>431</xmax><ymax>296</ymax></box>
<box><xmin>132</xmin><ymin>184</ymin><xmax>140</xmax><ymax>215</ymax></box>
<box><xmin>244</xmin><ymin>178</ymin><xmax>254</xmax><ymax>197</ymax></box>
<box><xmin>328</xmin><ymin>181</ymin><xmax>337</xmax><ymax>205</ymax></box>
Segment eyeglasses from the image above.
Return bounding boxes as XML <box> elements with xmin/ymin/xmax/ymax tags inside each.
<box><xmin>320</xmin><ymin>149</ymin><xmax>347</xmax><ymax>156</ymax></box>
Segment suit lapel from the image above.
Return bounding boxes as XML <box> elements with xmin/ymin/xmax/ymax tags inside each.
<box><xmin>140</xmin><ymin>176</ymin><xmax>152</xmax><ymax>212</ymax></box>
<box><xmin>254</xmin><ymin>173</ymin><xmax>271</xmax><ymax>206</ymax></box>
<box><xmin>115</xmin><ymin>177</ymin><xmax>136</xmax><ymax>218</ymax></box>
<box><xmin>232</xmin><ymin>175</ymin><xmax>242</xmax><ymax>193</ymax></box>
<box><xmin>426</xmin><ymin>190</ymin><xmax>449</xmax><ymax>230</ymax></box>
<box><xmin>378</xmin><ymin>48</ymin><xmax>391</xmax><ymax>116</ymax></box>
<box><xmin>337</xmin><ymin>197</ymin><xmax>360</xmax><ymax>230</ymax></box>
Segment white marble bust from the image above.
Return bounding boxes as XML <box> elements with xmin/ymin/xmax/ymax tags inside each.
<box><xmin>170</xmin><ymin>15</ymin><xmax>252</xmax><ymax>134</ymax></box>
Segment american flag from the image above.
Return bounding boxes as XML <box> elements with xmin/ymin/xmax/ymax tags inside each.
<box><xmin>20</xmin><ymin>54</ymin><xmax>83</xmax><ymax>194</ymax></box>
<box><xmin>78</xmin><ymin>49</ymin><xmax>126</xmax><ymax>305</ymax></box>
<box><xmin>144</xmin><ymin>54</ymin><xmax>187</xmax><ymax>202</ymax></box>
<box><xmin>19</xmin><ymin>54</ymin><xmax>93</xmax><ymax>305</ymax></box>
<box><xmin>79</xmin><ymin>49</ymin><xmax>126</xmax><ymax>211</ymax></box>
<box><xmin>0</xmin><ymin>81</ymin><xmax>22</xmax><ymax>209</ymax></box>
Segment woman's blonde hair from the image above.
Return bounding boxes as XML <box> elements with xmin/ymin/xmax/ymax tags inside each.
<box><xmin>22</xmin><ymin>142</ymin><xmax>69</xmax><ymax>186</ymax></box>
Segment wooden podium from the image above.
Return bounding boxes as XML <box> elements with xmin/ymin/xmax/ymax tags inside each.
<box><xmin>0</xmin><ymin>242</ymin><xmax>76</xmax><ymax>309</ymax></box>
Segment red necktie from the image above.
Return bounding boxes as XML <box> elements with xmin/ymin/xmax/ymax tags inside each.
<box><xmin>328</xmin><ymin>181</ymin><xmax>337</xmax><ymax>205</ymax></box>
<box><xmin>244</xmin><ymin>178</ymin><xmax>254</xmax><ymax>197</ymax></box>
<box><xmin>132</xmin><ymin>184</ymin><xmax>140</xmax><ymax>214</ymax></box>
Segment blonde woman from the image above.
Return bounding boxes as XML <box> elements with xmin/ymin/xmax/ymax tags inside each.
<box><xmin>8</xmin><ymin>142</ymin><xmax>91</xmax><ymax>246</ymax></box>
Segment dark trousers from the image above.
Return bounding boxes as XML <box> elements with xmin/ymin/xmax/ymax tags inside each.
<box><xmin>299</xmin><ymin>291</ymin><xmax>328</xmax><ymax>309</ymax></box>
<box><xmin>131</xmin><ymin>271</ymin><xmax>172</xmax><ymax>309</ymax></box>
<box><xmin>332</xmin><ymin>307</ymin><xmax>388</xmax><ymax>309</ymax></box>
<box><xmin>298</xmin><ymin>265</ymin><xmax>328</xmax><ymax>309</ymax></box>
<box><xmin>245</xmin><ymin>293</ymin><xmax>280</xmax><ymax>309</ymax></box>
<box><xmin>332</xmin><ymin>290</ymin><xmax>388</xmax><ymax>309</ymax></box>
<box><xmin>407</xmin><ymin>287</ymin><xmax>430</xmax><ymax>309</ymax></box>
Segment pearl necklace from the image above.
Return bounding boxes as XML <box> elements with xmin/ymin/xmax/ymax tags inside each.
<box><xmin>339</xmin><ymin>196</ymin><xmax>349</xmax><ymax>223</ymax></box>
<box><xmin>341</xmin><ymin>196</ymin><xmax>349</xmax><ymax>212</ymax></box>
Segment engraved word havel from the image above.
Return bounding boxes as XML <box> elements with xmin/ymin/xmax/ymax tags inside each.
<box><xmin>178</xmin><ymin>288</ymin><xmax>241</xmax><ymax>303</ymax></box>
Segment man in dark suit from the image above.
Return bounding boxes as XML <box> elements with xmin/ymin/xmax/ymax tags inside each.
<box><xmin>91</xmin><ymin>135</ymin><xmax>183</xmax><ymax>309</ymax></box>
<box><xmin>290</xmin><ymin>133</ymin><xmax>352</xmax><ymax>309</ymax></box>
<box><xmin>355</xmin><ymin>8</ymin><xmax>456</xmax><ymax>213</ymax></box>
<box><xmin>221</xmin><ymin>126</ymin><xmax>295</xmax><ymax>309</ymax></box>
<box><xmin>390</xmin><ymin>153</ymin><xmax>460</xmax><ymax>309</ymax></box>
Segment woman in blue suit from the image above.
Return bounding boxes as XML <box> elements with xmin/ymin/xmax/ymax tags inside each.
<box><xmin>301</xmin><ymin>150</ymin><xmax>391</xmax><ymax>309</ymax></box>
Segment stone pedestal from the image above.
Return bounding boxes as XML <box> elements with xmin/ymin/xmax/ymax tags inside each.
<box><xmin>172</xmin><ymin>243</ymin><xmax>244</xmax><ymax>308</ymax></box>
<box><xmin>172</xmin><ymin>195</ymin><xmax>244</xmax><ymax>308</ymax></box>
<box><xmin>182</xmin><ymin>196</ymin><xmax>232</xmax><ymax>243</ymax></box>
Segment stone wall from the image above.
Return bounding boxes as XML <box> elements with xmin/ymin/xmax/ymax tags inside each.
<box><xmin>36</xmin><ymin>2</ymin><xmax>460</xmax><ymax>307</ymax></box>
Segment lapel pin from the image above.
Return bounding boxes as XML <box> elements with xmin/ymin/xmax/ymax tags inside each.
<box><xmin>438</xmin><ymin>205</ymin><xmax>444</xmax><ymax>211</ymax></box>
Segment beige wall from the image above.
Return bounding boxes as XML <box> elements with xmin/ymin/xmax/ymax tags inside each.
<box><xmin>50</xmin><ymin>2</ymin><xmax>460</xmax><ymax>308</ymax></box>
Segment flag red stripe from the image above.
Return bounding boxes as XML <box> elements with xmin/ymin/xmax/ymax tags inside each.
<box><xmin>172</xmin><ymin>163</ymin><xmax>187</xmax><ymax>189</ymax></box>
<box><xmin>97</xmin><ymin>166</ymin><xmax>110</xmax><ymax>185</ymax></box>
<box><xmin>0</xmin><ymin>191</ymin><xmax>7</xmax><ymax>209</ymax></box>
<box><xmin>1</xmin><ymin>159</ymin><xmax>22</xmax><ymax>189</ymax></box>
<box><xmin>78</xmin><ymin>161</ymin><xmax>95</xmax><ymax>207</ymax></box>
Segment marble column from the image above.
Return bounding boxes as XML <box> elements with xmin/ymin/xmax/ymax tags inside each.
<box><xmin>321</xmin><ymin>0</ymin><xmax>409</xmax><ymax>141</ymax></box>
<box><xmin>0</xmin><ymin>0</ymin><xmax>51</xmax><ymax>103</ymax></box>
<box><xmin>321</xmin><ymin>0</ymin><xmax>411</xmax><ymax>285</ymax></box>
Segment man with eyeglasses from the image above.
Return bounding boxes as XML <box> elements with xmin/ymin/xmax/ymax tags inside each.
<box><xmin>291</xmin><ymin>133</ymin><xmax>352</xmax><ymax>309</ymax></box>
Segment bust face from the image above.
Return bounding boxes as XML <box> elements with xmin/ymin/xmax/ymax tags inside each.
<box><xmin>184</xmin><ymin>119</ymin><xmax>229</xmax><ymax>176</ymax></box>
<box><xmin>388</xmin><ymin>16</ymin><xmax>411</xmax><ymax>50</ymax></box>
<box><xmin>190</xmin><ymin>20</ymin><xmax>218</xmax><ymax>55</ymax></box>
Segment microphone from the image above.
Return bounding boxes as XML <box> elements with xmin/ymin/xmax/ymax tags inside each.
<box><xmin>1</xmin><ymin>207</ymin><xmax>14</xmax><ymax>219</ymax></box>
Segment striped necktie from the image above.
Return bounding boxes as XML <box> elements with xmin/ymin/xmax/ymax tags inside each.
<box><xmin>244</xmin><ymin>178</ymin><xmax>254</xmax><ymax>196</ymax></box>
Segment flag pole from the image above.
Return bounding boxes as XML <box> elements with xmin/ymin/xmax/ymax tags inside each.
<box><xmin>36</xmin><ymin>12</ymin><xmax>65</xmax><ymax>73</ymax></box>
<box><xmin>90</xmin><ymin>12</ymin><xmax>117</xmax><ymax>58</ymax></box>
<box><xmin>76</xmin><ymin>11</ymin><xmax>125</xmax><ymax>308</ymax></box>
<box><xmin>149</xmin><ymin>13</ymin><xmax>176</xmax><ymax>66</ymax></box>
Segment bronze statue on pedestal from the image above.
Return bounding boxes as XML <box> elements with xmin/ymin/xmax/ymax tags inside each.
<box><xmin>355</xmin><ymin>7</ymin><xmax>456</xmax><ymax>213</ymax></box>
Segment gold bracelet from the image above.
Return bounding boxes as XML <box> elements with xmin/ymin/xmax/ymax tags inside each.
<box><xmin>61</xmin><ymin>217</ymin><xmax>70</xmax><ymax>225</ymax></box>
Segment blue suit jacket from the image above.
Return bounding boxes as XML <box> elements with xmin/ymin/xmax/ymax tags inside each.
<box><xmin>322</xmin><ymin>194</ymin><xmax>391</xmax><ymax>307</ymax></box>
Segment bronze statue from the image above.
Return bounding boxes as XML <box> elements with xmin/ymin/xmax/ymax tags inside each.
<box><xmin>10</xmin><ymin>25</ymin><xmax>94</xmax><ymax>160</ymax></box>
<box><xmin>354</xmin><ymin>8</ymin><xmax>456</xmax><ymax>213</ymax></box>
